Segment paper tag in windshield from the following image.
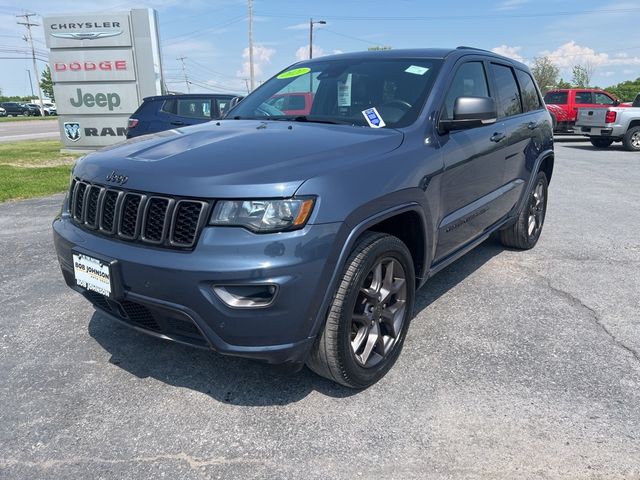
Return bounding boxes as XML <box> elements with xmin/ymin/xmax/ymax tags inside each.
<box><xmin>362</xmin><ymin>107</ymin><xmax>386</xmax><ymax>128</ymax></box>
<box><xmin>337</xmin><ymin>73</ymin><xmax>352</xmax><ymax>107</ymax></box>
<box><xmin>405</xmin><ymin>65</ymin><xmax>429</xmax><ymax>75</ymax></box>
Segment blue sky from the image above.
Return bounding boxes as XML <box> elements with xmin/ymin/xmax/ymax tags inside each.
<box><xmin>1</xmin><ymin>0</ymin><xmax>639</xmax><ymax>97</ymax></box>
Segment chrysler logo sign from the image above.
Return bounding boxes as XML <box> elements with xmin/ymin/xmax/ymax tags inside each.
<box><xmin>50</xmin><ymin>31</ymin><xmax>122</xmax><ymax>40</ymax></box>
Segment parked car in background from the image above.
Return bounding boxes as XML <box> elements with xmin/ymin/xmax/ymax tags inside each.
<box><xmin>265</xmin><ymin>92</ymin><xmax>313</xmax><ymax>116</ymax></box>
<box><xmin>0</xmin><ymin>106</ymin><xmax>6</xmax><ymax>117</ymax></box>
<box><xmin>54</xmin><ymin>47</ymin><xmax>554</xmax><ymax>388</ymax></box>
<box><xmin>42</xmin><ymin>103</ymin><xmax>57</xmax><ymax>116</ymax></box>
<box><xmin>543</xmin><ymin>88</ymin><xmax>620</xmax><ymax>133</ymax></box>
<box><xmin>576</xmin><ymin>101</ymin><xmax>640</xmax><ymax>151</ymax></box>
<box><xmin>0</xmin><ymin>102</ymin><xmax>32</xmax><ymax>116</ymax></box>
<box><xmin>126</xmin><ymin>94</ymin><xmax>242</xmax><ymax>138</ymax></box>
<box><xmin>25</xmin><ymin>104</ymin><xmax>43</xmax><ymax>116</ymax></box>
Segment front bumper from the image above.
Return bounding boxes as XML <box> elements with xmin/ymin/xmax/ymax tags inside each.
<box><xmin>53</xmin><ymin>214</ymin><xmax>343</xmax><ymax>365</ymax></box>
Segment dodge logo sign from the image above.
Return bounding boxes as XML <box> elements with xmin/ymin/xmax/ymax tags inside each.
<box><xmin>64</xmin><ymin>122</ymin><xmax>81</xmax><ymax>142</ymax></box>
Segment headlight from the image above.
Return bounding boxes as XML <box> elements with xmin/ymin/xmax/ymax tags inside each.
<box><xmin>210</xmin><ymin>197</ymin><xmax>315</xmax><ymax>233</ymax></box>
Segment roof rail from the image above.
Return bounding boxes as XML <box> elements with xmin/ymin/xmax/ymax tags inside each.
<box><xmin>456</xmin><ymin>46</ymin><xmax>491</xmax><ymax>53</ymax></box>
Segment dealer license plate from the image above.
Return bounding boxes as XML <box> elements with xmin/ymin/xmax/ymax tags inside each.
<box><xmin>73</xmin><ymin>253</ymin><xmax>112</xmax><ymax>297</ymax></box>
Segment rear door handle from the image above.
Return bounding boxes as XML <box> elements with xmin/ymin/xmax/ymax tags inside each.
<box><xmin>170</xmin><ymin>121</ymin><xmax>185</xmax><ymax>126</ymax></box>
<box><xmin>527</xmin><ymin>121</ymin><xmax>538</xmax><ymax>130</ymax></box>
<box><xmin>490</xmin><ymin>132</ymin><xmax>506</xmax><ymax>142</ymax></box>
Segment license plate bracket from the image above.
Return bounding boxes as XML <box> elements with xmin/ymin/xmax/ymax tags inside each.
<box><xmin>72</xmin><ymin>250</ymin><xmax>122</xmax><ymax>299</ymax></box>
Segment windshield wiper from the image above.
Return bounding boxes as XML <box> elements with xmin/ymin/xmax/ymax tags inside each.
<box><xmin>289</xmin><ymin>116</ymin><xmax>356</xmax><ymax>125</ymax></box>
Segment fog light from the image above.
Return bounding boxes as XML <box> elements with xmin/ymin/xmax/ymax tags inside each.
<box><xmin>213</xmin><ymin>284</ymin><xmax>278</xmax><ymax>308</ymax></box>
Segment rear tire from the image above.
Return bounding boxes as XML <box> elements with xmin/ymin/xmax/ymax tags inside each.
<box><xmin>306</xmin><ymin>232</ymin><xmax>415</xmax><ymax>389</ymax></box>
<box><xmin>622</xmin><ymin>126</ymin><xmax>640</xmax><ymax>151</ymax></box>
<box><xmin>499</xmin><ymin>171</ymin><xmax>548</xmax><ymax>250</ymax></box>
<box><xmin>590</xmin><ymin>138</ymin><xmax>613</xmax><ymax>148</ymax></box>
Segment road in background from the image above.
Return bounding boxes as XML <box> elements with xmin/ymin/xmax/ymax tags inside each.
<box><xmin>0</xmin><ymin>119</ymin><xmax>59</xmax><ymax>143</ymax></box>
<box><xmin>1</xmin><ymin>140</ymin><xmax>639</xmax><ymax>479</ymax></box>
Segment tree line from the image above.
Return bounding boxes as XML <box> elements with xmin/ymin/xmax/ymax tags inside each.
<box><xmin>531</xmin><ymin>56</ymin><xmax>640</xmax><ymax>101</ymax></box>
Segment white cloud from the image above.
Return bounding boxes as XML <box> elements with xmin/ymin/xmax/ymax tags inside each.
<box><xmin>601</xmin><ymin>71</ymin><xmax>615</xmax><ymax>77</ymax></box>
<box><xmin>285</xmin><ymin>23</ymin><xmax>310</xmax><ymax>31</ymax></box>
<box><xmin>540</xmin><ymin>41</ymin><xmax>640</xmax><ymax>69</ymax></box>
<box><xmin>236</xmin><ymin>44</ymin><xmax>276</xmax><ymax>78</ymax></box>
<box><xmin>295</xmin><ymin>44</ymin><xmax>325</xmax><ymax>61</ymax></box>
<box><xmin>496</xmin><ymin>0</ymin><xmax>530</xmax><ymax>10</ymax></box>
<box><xmin>491</xmin><ymin>45</ymin><xmax>524</xmax><ymax>62</ymax></box>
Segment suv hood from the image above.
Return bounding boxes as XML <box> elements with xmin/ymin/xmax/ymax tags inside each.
<box><xmin>74</xmin><ymin>120</ymin><xmax>404</xmax><ymax>198</ymax></box>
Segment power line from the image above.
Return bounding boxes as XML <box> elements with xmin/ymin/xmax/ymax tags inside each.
<box><xmin>255</xmin><ymin>7</ymin><xmax>640</xmax><ymax>22</ymax></box>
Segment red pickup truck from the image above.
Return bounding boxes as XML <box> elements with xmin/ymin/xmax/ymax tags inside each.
<box><xmin>543</xmin><ymin>89</ymin><xmax>621</xmax><ymax>133</ymax></box>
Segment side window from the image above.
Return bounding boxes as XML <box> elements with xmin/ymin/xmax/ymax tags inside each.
<box><xmin>490</xmin><ymin>63</ymin><xmax>523</xmax><ymax>118</ymax></box>
<box><xmin>515</xmin><ymin>70</ymin><xmax>542</xmax><ymax>112</ymax></box>
<box><xmin>215</xmin><ymin>98</ymin><xmax>231</xmax><ymax>117</ymax></box>
<box><xmin>543</xmin><ymin>91</ymin><xmax>568</xmax><ymax>105</ymax></box>
<box><xmin>594</xmin><ymin>92</ymin><xmax>615</xmax><ymax>105</ymax></box>
<box><xmin>442</xmin><ymin>62</ymin><xmax>490</xmax><ymax>120</ymax></box>
<box><xmin>176</xmin><ymin>98</ymin><xmax>211</xmax><ymax>119</ymax></box>
<box><xmin>575</xmin><ymin>91</ymin><xmax>592</xmax><ymax>104</ymax></box>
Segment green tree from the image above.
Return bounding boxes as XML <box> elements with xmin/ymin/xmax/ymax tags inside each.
<box><xmin>604</xmin><ymin>77</ymin><xmax>640</xmax><ymax>102</ymax></box>
<box><xmin>40</xmin><ymin>66</ymin><xmax>54</xmax><ymax>101</ymax></box>
<box><xmin>571</xmin><ymin>64</ymin><xmax>591</xmax><ymax>88</ymax></box>
<box><xmin>556</xmin><ymin>78</ymin><xmax>572</xmax><ymax>89</ymax></box>
<box><xmin>531</xmin><ymin>56</ymin><xmax>559</xmax><ymax>94</ymax></box>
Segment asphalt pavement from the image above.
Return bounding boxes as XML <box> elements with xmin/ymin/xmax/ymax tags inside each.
<box><xmin>0</xmin><ymin>139</ymin><xmax>639</xmax><ymax>479</ymax></box>
<box><xmin>0</xmin><ymin>119</ymin><xmax>59</xmax><ymax>143</ymax></box>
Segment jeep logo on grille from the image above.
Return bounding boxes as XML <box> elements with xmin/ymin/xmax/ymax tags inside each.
<box><xmin>106</xmin><ymin>171</ymin><xmax>128</xmax><ymax>185</ymax></box>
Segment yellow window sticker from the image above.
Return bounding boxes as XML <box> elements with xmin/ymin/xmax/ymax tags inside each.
<box><xmin>277</xmin><ymin>67</ymin><xmax>311</xmax><ymax>79</ymax></box>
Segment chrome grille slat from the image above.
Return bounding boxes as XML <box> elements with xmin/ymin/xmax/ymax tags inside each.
<box><xmin>69</xmin><ymin>178</ymin><xmax>207</xmax><ymax>250</ymax></box>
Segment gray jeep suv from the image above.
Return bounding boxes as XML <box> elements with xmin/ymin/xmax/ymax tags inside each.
<box><xmin>53</xmin><ymin>47</ymin><xmax>554</xmax><ymax>388</ymax></box>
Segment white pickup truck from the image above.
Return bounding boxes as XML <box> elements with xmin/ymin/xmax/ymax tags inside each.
<box><xmin>576</xmin><ymin>93</ymin><xmax>640</xmax><ymax>151</ymax></box>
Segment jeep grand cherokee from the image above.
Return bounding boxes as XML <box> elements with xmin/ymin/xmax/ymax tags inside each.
<box><xmin>53</xmin><ymin>47</ymin><xmax>554</xmax><ymax>388</ymax></box>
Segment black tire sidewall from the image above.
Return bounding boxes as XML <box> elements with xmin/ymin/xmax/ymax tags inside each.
<box><xmin>623</xmin><ymin>127</ymin><xmax>640</xmax><ymax>151</ymax></box>
<box><xmin>335</xmin><ymin>236</ymin><xmax>415</xmax><ymax>388</ymax></box>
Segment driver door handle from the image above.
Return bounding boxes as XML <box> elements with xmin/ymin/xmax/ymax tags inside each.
<box><xmin>527</xmin><ymin>121</ymin><xmax>538</xmax><ymax>130</ymax></box>
<box><xmin>490</xmin><ymin>132</ymin><xmax>506</xmax><ymax>143</ymax></box>
<box><xmin>170</xmin><ymin>121</ymin><xmax>185</xmax><ymax>126</ymax></box>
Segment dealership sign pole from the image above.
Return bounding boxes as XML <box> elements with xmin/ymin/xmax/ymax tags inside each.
<box><xmin>43</xmin><ymin>9</ymin><xmax>164</xmax><ymax>150</ymax></box>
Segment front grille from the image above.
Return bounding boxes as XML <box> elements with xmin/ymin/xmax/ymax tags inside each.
<box><xmin>70</xmin><ymin>178</ymin><xmax>209</xmax><ymax>249</ymax></box>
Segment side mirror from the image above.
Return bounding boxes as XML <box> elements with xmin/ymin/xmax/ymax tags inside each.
<box><xmin>439</xmin><ymin>96</ymin><xmax>497</xmax><ymax>133</ymax></box>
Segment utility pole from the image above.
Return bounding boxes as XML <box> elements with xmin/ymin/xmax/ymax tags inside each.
<box><xmin>16</xmin><ymin>12</ymin><xmax>43</xmax><ymax>112</ymax></box>
<box><xmin>177</xmin><ymin>56</ymin><xmax>190</xmax><ymax>93</ymax></box>
<box><xmin>248</xmin><ymin>0</ymin><xmax>255</xmax><ymax>92</ymax></box>
<box><xmin>243</xmin><ymin>78</ymin><xmax>250</xmax><ymax>94</ymax></box>
<box><xmin>26</xmin><ymin>69</ymin><xmax>34</xmax><ymax>96</ymax></box>
<box><xmin>309</xmin><ymin>18</ymin><xmax>326</xmax><ymax>60</ymax></box>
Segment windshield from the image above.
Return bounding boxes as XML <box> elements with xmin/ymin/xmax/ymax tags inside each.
<box><xmin>229</xmin><ymin>57</ymin><xmax>442</xmax><ymax>128</ymax></box>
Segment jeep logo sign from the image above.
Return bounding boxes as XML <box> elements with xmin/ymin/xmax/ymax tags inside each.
<box><xmin>55</xmin><ymin>83</ymin><xmax>139</xmax><ymax>115</ymax></box>
<box><xmin>45</xmin><ymin>9</ymin><xmax>164</xmax><ymax>150</ymax></box>
<box><xmin>70</xmin><ymin>88</ymin><xmax>121</xmax><ymax>111</ymax></box>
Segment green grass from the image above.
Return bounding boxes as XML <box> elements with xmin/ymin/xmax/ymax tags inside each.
<box><xmin>0</xmin><ymin>164</ymin><xmax>72</xmax><ymax>202</ymax></box>
<box><xmin>0</xmin><ymin>115</ymin><xmax>57</xmax><ymax>122</ymax></box>
<box><xmin>0</xmin><ymin>140</ymin><xmax>80</xmax><ymax>202</ymax></box>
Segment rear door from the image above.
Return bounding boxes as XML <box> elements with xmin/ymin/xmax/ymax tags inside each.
<box><xmin>434</xmin><ymin>58</ymin><xmax>509</xmax><ymax>261</ymax></box>
<box><xmin>499</xmin><ymin>66</ymin><xmax>548</xmax><ymax>210</ymax></box>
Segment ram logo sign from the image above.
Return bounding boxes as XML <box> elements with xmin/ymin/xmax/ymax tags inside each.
<box><xmin>64</xmin><ymin>122</ymin><xmax>81</xmax><ymax>142</ymax></box>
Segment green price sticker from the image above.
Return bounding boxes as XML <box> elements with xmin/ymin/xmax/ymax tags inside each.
<box><xmin>276</xmin><ymin>67</ymin><xmax>311</xmax><ymax>79</ymax></box>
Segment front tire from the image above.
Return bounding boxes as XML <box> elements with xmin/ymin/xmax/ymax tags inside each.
<box><xmin>499</xmin><ymin>171</ymin><xmax>548</xmax><ymax>250</ymax></box>
<box><xmin>622</xmin><ymin>126</ymin><xmax>640</xmax><ymax>151</ymax></box>
<box><xmin>590</xmin><ymin>137</ymin><xmax>613</xmax><ymax>148</ymax></box>
<box><xmin>306</xmin><ymin>232</ymin><xmax>415</xmax><ymax>389</ymax></box>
